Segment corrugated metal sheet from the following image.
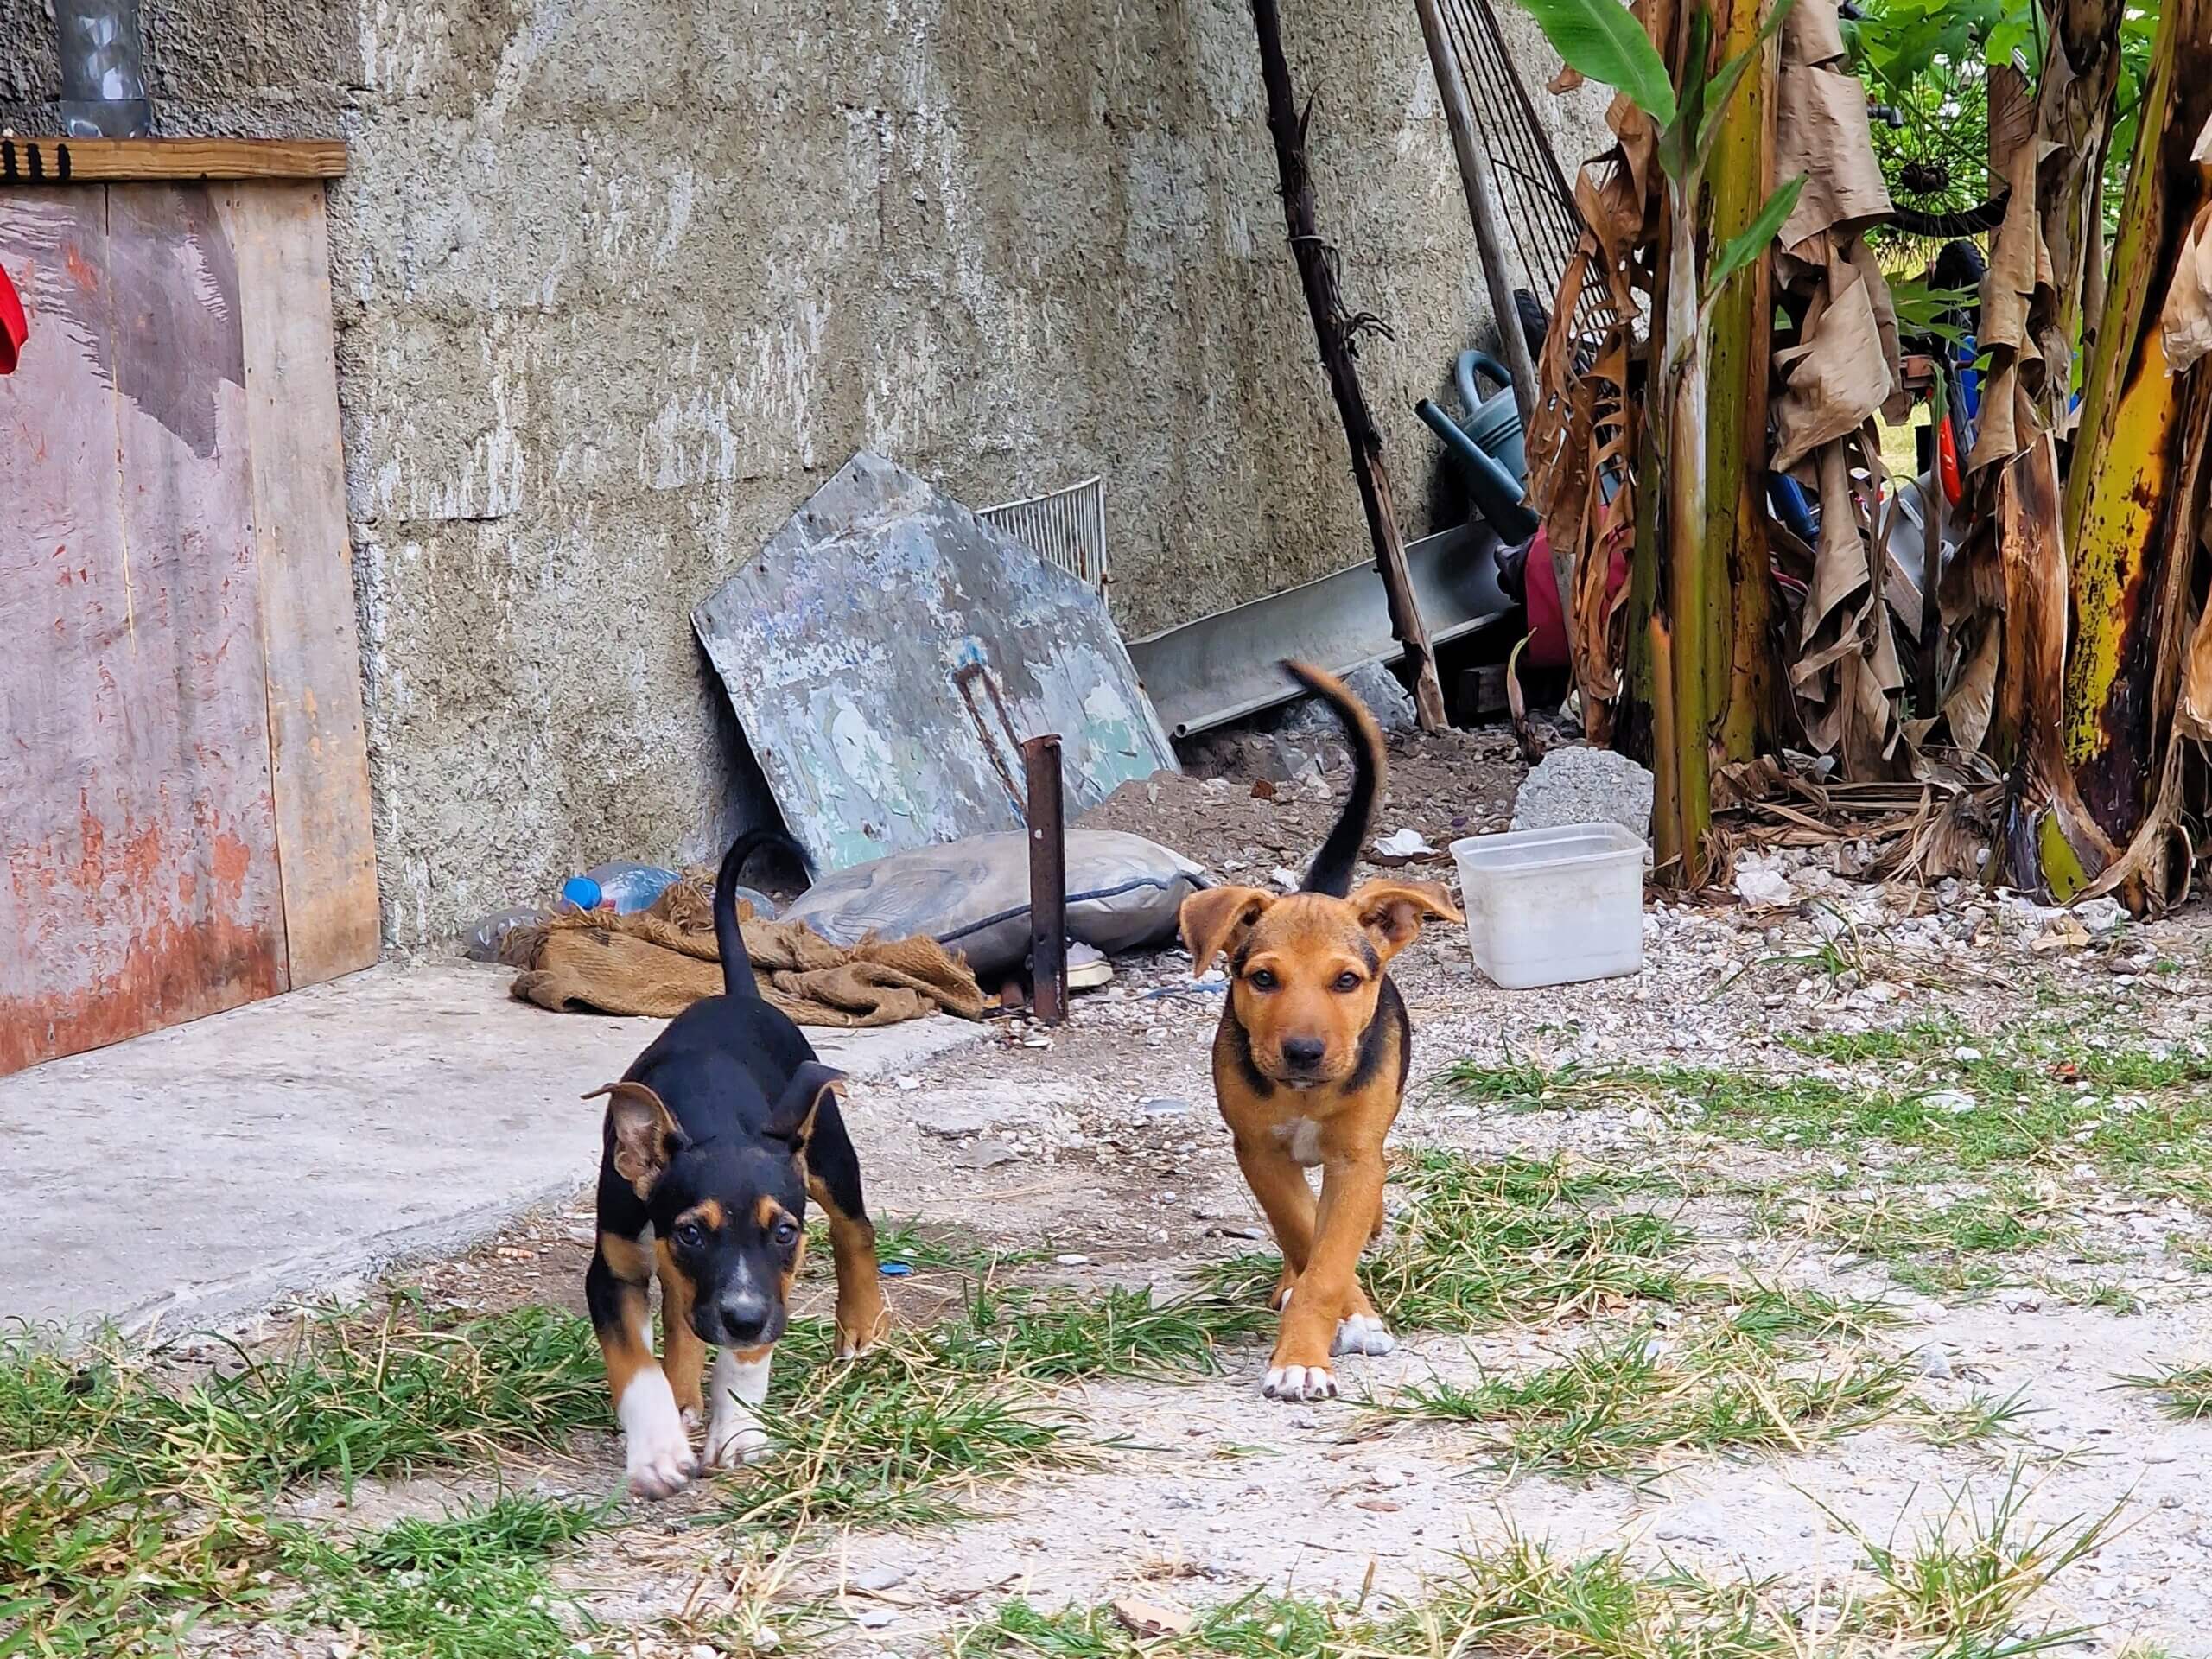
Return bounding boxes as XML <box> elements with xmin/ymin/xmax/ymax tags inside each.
<box><xmin>693</xmin><ymin>453</ymin><xmax>1176</xmax><ymax>874</ymax></box>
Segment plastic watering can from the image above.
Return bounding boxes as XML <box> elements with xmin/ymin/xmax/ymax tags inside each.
<box><xmin>1416</xmin><ymin>350</ymin><xmax>1539</xmax><ymax>543</ymax></box>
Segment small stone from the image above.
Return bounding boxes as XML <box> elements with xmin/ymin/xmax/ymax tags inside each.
<box><xmin>854</xmin><ymin>1565</ymin><xmax>910</xmax><ymax>1593</ymax></box>
<box><xmin>1925</xmin><ymin>1090</ymin><xmax>1977</xmax><ymax>1115</ymax></box>
<box><xmin>1140</xmin><ymin>1096</ymin><xmax>1192</xmax><ymax>1118</ymax></box>
<box><xmin>1916</xmin><ymin>1345</ymin><xmax>1955</xmax><ymax>1381</ymax></box>
<box><xmin>853</xmin><ymin>1608</ymin><xmax>896</xmax><ymax>1630</ymax></box>
<box><xmin>952</xmin><ymin>1140</ymin><xmax>1019</xmax><ymax>1171</ymax></box>
<box><xmin>1055</xmin><ymin>1253</ymin><xmax>1091</xmax><ymax>1267</ymax></box>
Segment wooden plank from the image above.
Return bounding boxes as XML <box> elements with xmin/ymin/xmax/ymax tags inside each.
<box><xmin>0</xmin><ymin>137</ymin><xmax>346</xmax><ymax>187</ymax></box>
<box><xmin>216</xmin><ymin>182</ymin><xmax>381</xmax><ymax>986</ymax></box>
<box><xmin>0</xmin><ymin>183</ymin><xmax>289</xmax><ymax>1075</ymax></box>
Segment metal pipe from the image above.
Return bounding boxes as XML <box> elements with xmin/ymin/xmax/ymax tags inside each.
<box><xmin>1413</xmin><ymin>0</ymin><xmax>1541</xmax><ymax>424</ymax></box>
<box><xmin>1021</xmin><ymin>734</ymin><xmax>1068</xmax><ymax>1026</ymax></box>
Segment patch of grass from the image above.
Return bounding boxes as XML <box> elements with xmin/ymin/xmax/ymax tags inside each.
<box><xmin>1448</xmin><ymin>1020</ymin><xmax>2212</xmax><ymax>1200</ymax></box>
<box><xmin>275</xmin><ymin>1494</ymin><xmax>604</xmax><ymax>1659</ymax></box>
<box><xmin>857</xmin><ymin>1219</ymin><xmax>1041</xmax><ymax>1277</ymax></box>
<box><xmin>1200</xmin><ymin>1154</ymin><xmax>1694</xmax><ymax>1335</ymax></box>
<box><xmin>948</xmin><ymin>1590</ymin><xmax>1351</xmax><ymax>1657</ymax></box>
<box><xmin>2112</xmin><ymin>1362</ymin><xmax>2212</xmax><ymax>1421</ymax></box>
<box><xmin>1841</xmin><ymin>1469</ymin><xmax>2125</xmax><ymax>1652</ymax></box>
<box><xmin>2033</xmin><ymin>1276</ymin><xmax>2143</xmax><ymax>1315</ymax></box>
<box><xmin>0</xmin><ymin>1302</ymin><xmax>611</xmax><ymax>1655</ymax></box>
<box><xmin>710</xmin><ymin>1323</ymin><xmax>1082</xmax><ymax>1535</ymax></box>
<box><xmin>1783</xmin><ymin>1018</ymin><xmax>1976</xmax><ymax>1064</ymax></box>
<box><xmin>956</xmin><ymin>1475</ymin><xmax>2118</xmax><ymax>1658</ymax></box>
<box><xmin>0</xmin><ymin>1300</ymin><xmax>605</xmax><ymax>1497</ymax></box>
<box><xmin>708</xmin><ymin>1284</ymin><xmax>1263</xmax><ymax>1537</ymax></box>
<box><xmin>1914</xmin><ymin>1387</ymin><xmax>2039</xmax><ymax>1451</ymax></box>
<box><xmin>1765</xmin><ymin>1186</ymin><xmax>2063</xmax><ymax>1299</ymax></box>
<box><xmin>1721</xmin><ymin>1279</ymin><xmax>1903</xmax><ymax>1349</ymax></box>
<box><xmin>1379</xmin><ymin>1326</ymin><xmax>1911</xmax><ymax>1480</ymax></box>
<box><xmin>927</xmin><ymin>1284</ymin><xmax>1271</xmax><ymax>1382</ymax></box>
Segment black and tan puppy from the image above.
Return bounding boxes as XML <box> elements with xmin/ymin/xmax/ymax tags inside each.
<box><xmin>585</xmin><ymin>831</ymin><xmax>887</xmax><ymax>1498</ymax></box>
<box><xmin>1178</xmin><ymin>662</ymin><xmax>1461</xmax><ymax>1402</ymax></box>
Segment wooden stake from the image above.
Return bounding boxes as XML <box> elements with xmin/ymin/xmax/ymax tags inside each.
<box><xmin>1249</xmin><ymin>0</ymin><xmax>1449</xmax><ymax>734</ymax></box>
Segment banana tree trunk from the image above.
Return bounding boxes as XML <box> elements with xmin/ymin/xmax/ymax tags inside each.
<box><xmin>2036</xmin><ymin>0</ymin><xmax>2130</xmax><ymax>410</ymax></box>
<box><xmin>1662</xmin><ymin>180</ymin><xmax>1713</xmax><ymax>886</ymax></box>
<box><xmin>2056</xmin><ymin>0</ymin><xmax>2212</xmax><ymax>861</ymax></box>
<box><xmin>1704</xmin><ymin>0</ymin><xmax>1777</xmax><ymax>764</ymax></box>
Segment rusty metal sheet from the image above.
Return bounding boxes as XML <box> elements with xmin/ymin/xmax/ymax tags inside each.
<box><xmin>0</xmin><ymin>183</ymin><xmax>288</xmax><ymax>1076</ymax></box>
<box><xmin>693</xmin><ymin>452</ymin><xmax>1178</xmax><ymax>874</ymax></box>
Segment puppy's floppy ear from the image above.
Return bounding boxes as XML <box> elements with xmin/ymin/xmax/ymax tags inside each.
<box><xmin>765</xmin><ymin>1060</ymin><xmax>844</xmax><ymax>1146</ymax></box>
<box><xmin>1179</xmin><ymin>886</ymin><xmax>1276</xmax><ymax>971</ymax></box>
<box><xmin>1351</xmin><ymin>879</ymin><xmax>1463</xmax><ymax>961</ymax></box>
<box><xmin>586</xmin><ymin>1081</ymin><xmax>683</xmax><ymax>1198</ymax></box>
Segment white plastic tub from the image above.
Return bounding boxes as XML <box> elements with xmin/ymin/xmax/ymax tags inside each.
<box><xmin>1451</xmin><ymin>821</ymin><xmax>1646</xmax><ymax>989</ymax></box>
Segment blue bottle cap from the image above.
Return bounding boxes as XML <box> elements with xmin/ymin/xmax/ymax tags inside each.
<box><xmin>562</xmin><ymin>875</ymin><xmax>603</xmax><ymax>911</ymax></box>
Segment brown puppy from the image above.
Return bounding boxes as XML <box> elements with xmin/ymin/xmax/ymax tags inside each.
<box><xmin>1179</xmin><ymin>662</ymin><xmax>1460</xmax><ymax>1401</ymax></box>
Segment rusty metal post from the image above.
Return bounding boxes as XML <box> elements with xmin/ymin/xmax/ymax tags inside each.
<box><xmin>1022</xmin><ymin>734</ymin><xmax>1069</xmax><ymax>1025</ymax></box>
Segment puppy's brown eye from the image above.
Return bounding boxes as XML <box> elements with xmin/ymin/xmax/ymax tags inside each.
<box><xmin>1332</xmin><ymin>971</ymin><xmax>1363</xmax><ymax>993</ymax></box>
<box><xmin>675</xmin><ymin>1221</ymin><xmax>705</xmax><ymax>1250</ymax></box>
<box><xmin>772</xmin><ymin>1218</ymin><xmax>800</xmax><ymax>1248</ymax></box>
<box><xmin>1249</xmin><ymin>969</ymin><xmax>1278</xmax><ymax>990</ymax></box>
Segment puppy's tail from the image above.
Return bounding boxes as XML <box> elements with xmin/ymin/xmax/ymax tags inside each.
<box><xmin>1283</xmin><ymin>659</ymin><xmax>1385</xmax><ymax>899</ymax></box>
<box><xmin>714</xmin><ymin>828</ymin><xmax>812</xmax><ymax>1001</ymax></box>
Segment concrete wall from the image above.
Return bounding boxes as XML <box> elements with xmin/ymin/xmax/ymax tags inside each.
<box><xmin>3</xmin><ymin>0</ymin><xmax>1604</xmax><ymax>946</ymax></box>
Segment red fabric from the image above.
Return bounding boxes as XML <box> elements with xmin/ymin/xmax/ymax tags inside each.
<box><xmin>0</xmin><ymin>264</ymin><xmax>24</xmax><ymax>375</ymax></box>
<box><xmin>1522</xmin><ymin>527</ymin><xmax>1629</xmax><ymax>669</ymax></box>
<box><xmin>1936</xmin><ymin>411</ymin><xmax>1962</xmax><ymax>505</ymax></box>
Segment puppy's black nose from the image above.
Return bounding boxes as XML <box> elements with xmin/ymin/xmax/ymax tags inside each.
<box><xmin>1281</xmin><ymin>1037</ymin><xmax>1326</xmax><ymax>1072</ymax></box>
<box><xmin>718</xmin><ymin>1292</ymin><xmax>771</xmax><ymax>1344</ymax></box>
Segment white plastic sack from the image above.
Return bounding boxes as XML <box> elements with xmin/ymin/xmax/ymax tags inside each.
<box><xmin>783</xmin><ymin>830</ymin><xmax>1206</xmax><ymax>978</ymax></box>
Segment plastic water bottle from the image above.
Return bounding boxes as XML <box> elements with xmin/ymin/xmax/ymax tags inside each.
<box><xmin>561</xmin><ymin>861</ymin><xmax>682</xmax><ymax>915</ymax></box>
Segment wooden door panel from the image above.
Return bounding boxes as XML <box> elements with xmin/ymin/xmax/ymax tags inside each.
<box><xmin>0</xmin><ymin>184</ymin><xmax>289</xmax><ymax>1074</ymax></box>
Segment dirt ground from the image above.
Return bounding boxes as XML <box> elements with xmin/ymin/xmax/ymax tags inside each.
<box><xmin>127</xmin><ymin>726</ymin><xmax>2212</xmax><ymax>1658</ymax></box>
<box><xmin>218</xmin><ymin>728</ymin><xmax>2204</xmax><ymax>1658</ymax></box>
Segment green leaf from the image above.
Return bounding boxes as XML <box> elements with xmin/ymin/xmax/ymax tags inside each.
<box><xmin>1504</xmin><ymin>0</ymin><xmax>1677</xmax><ymax>127</ymax></box>
<box><xmin>1694</xmin><ymin>0</ymin><xmax>1802</xmax><ymax>167</ymax></box>
<box><xmin>1703</xmin><ymin>175</ymin><xmax>1805</xmax><ymax>300</ymax></box>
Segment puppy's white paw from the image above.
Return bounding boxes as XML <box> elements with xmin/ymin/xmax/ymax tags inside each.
<box><xmin>1333</xmin><ymin>1313</ymin><xmax>1397</xmax><ymax>1357</ymax></box>
<box><xmin>619</xmin><ymin>1373</ymin><xmax>697</xmax><ymax>1501</ymax></box>
<box><xmin>704</xmin><ymin>1419</ymin><xmax>771</xmax><ymax>1469</ymax></box>
<box><xmin>702</xmin><ymin>1347</ymin><xmax>774</xmax><ymax>1472</ymax></box>
<box><xmin>1262</xmin><ymin>1363</ymin><xmax>1338</xmax><ymax>1402</ymax></box>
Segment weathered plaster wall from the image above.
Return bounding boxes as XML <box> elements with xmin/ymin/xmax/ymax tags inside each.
<box><xmin>3</xmin><ymin>0</ymin><xmax>1604</xmax><ymax>945</ymax></box>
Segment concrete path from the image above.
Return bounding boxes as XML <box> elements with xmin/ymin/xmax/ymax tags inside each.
<box><xmin>0</xmin><ymin>959</ymin><xmax>987</xmax><ymax>1335</ymax></box>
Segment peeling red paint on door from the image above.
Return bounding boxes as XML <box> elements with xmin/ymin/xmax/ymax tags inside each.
<box><xmin>0</xmin><ymin>187</ymin><xmax>289</xmax><ymax>1077</ymax></box>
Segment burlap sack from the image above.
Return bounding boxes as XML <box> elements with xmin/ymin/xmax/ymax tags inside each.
<box><xmin>507</xmin><ymin>883</ymin><xmax>985</xmax><ymax>1027</ymax></box>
